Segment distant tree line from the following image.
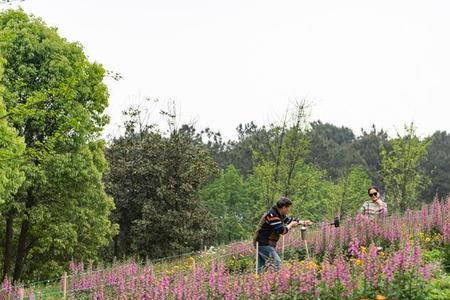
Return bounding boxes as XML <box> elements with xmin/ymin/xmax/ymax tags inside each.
<box><xmin>105</xmin><ymin>100</ymin><xmax>448</xmax><ymax>253</ymax></box>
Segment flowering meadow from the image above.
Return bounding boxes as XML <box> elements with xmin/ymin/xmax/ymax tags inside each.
<box><xmin>2</xmin><ymin>198</ymin><xmax>450</xmax><ymax>299</ymax></box>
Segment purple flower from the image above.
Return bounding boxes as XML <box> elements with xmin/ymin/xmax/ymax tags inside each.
<box><xmin>278</xmin><ymin>266</ymin><xmax>290</xmax><ymax>293</ymax></box>
<box><xmin>242</xmin><ymin>274</ymin><xmax>253</xmax><ymax>298</ymax></box>
<box><xmin>443</xmin><ymin>223</ymin><xmax>450</xmax><ymax>243</ymax></box>
<box><xmin>335</xmin><ymin>256</ymin><xmax>353</xmax><ymax>295</ymax></box>
<box><xmin>320</xmin><ymin>259</ymin><xmax>335</xmax><ymax>287</ymax></box>
<box><xmin>362</xmin><ymin>244</ymin><xmax>379</xmax><ymax>288</ymax></box>
<box><xmin>432</xmin><ymin>199</ymin><xmax>443</xmax><ymax>228</ymax></box>
<box><xmin>383</xmin><ymin>257</ymin><xmax>397</xmax><ymax>282</ymax></box>
<box><xmin>419</xmin><ymin>263</ymin><xmax>435</xmax><ymax>281</ymax></box>
<box><xmin>412</xmin><ymin>244</ymin><xmax>421</xmax><ymax>268</ymax></box>
<box><xmin>1</xmin><ymin>277</ymin><xmax>13</xmax><ymax>294</ymax></box>
<box><xmin>348</xmin><ymin>238</ymin><xmax>360</xmax><ymax>257</ymax></box>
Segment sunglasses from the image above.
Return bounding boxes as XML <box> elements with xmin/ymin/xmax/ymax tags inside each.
<box><xmin>369</xmin><ymin>192</ymin><xmax>378</xmax><ymax>197</ymax></box>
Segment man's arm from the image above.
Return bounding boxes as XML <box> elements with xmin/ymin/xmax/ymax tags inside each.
<box><xmin>283</xmin><ymin>215</ymin><xmax>293</xmax><ymax>224</ymax></box>
<box><xmin>284</xmin><ymin>215</ymin><xmax>312</xmax><ymax>226</ymax></box>
<box><xmin>298</xmin><ymin>220</ymin><xmax>313</xmax><ymax>226</ymax></box>
<box><xmin>267</xmin><ymin>214</ymin><xmax>298</xmax><ymax>235</ymax></box>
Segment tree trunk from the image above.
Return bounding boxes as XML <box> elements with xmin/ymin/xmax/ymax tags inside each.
<box><xmin>12</xmin><ymin>219</ymin><xmax>30</xmax><ymax>282</ymax></box>
<box><xmin>13</xmin><ymin>188</ymin><xmax>34</xmax><ymax>282</ymax></box>
<box><xmin>2</xmin><ymin>213</ymin><xmax>14</xmax><ymax>280</ymax></box>
<box><xmin>113</xmin><ymin>235</ymin><xmax>118</xmax><ymax>258</ymax></box>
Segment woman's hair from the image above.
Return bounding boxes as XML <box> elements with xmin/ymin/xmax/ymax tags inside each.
<box><xmin>276</xmin><ymin>197</ymin><xmax>293</xmax><ymax>208</ymax></box>
<box><xmin>368</xmin><ymin>186</ymin><xmax>380</xmax><ymax>194</ymax></box>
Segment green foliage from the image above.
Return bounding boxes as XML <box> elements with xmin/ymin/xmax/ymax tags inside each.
<box><xmin>422</xmin><ymin>249</ymin><xmax>445</xmax><ymax>265</ymax></box>
<box><xmin>203</xmin><ymin>123</ymin><xmax>258</xmax><ymax>177</ymax></box>
<box><xmin>306</xmin><ymin>121</ymin><xmax>358</xmax><ymax>180</ymax></box>
<box><xmin>206</xmin><ymin>120</ymin><xmax>392</xmax><ymax>226</ymax></box>
<box><xmin>381</xmin><ymin>123</ymin><xmax>431</xmax><ymax>212</ymax></box>
<box><xmin>200</xmin><ymin>165</ymin><xmax>255</xmax><ymax>244</ymax></box>
<box><xmin>426</xmin><ymin>275</ymin><xmax>450</xmax><ymax>300</ymax></box>
<box><xmin>282</xmin><ymin>246</ymin><xmax>310</xmax><ymax>261</ymax></box>
<box><xmin>289</xmin><ymin>163</ymin><xmax>335</xmax><ymax>221</ymax></box>
<box><xmin>441</xmin><ymin>244</ymin><xmax>450</xmax><ymax>274</ymax></box>
<box><xmin>350</xmin><ymin>125</ymin><xmax>389</xmax><ymax>188</ymax></box>
<box><xmin>23</xmin><ymin>141</ymin><xmax>117</xmax><ymax>279</ymax></box>
<box><xmin>224</xmin><ymin>254</ymin><xmax>254</xmax><ymax>273</ymax></box>
<box><xmin>0</xmin><ymin>64</ymin><xmax>25</xmax><ymax>206</ymax></box>
<box><xmin>384</xmin><ymin>270</ymin><xmax>428</xmax><ymax>300</ymax></box>
<box><xmin>231</xmin><ymin>105</ymin><xmax>372</xmax><ymax>223</ymax></box>
<box><xmin>105</xmin><ymin>108</ymin><xmax>219</xmax><ymax>260</ymax></box>
<box><xmin>332</xmin><ymin>165</ymin><xmax>372</xmax><ymax>218</ymax></box>
<box><xmin>0</xmin><ymin>9</ymin><xmax>114</xmax><ymax>281</ymax></box>
<box><xmin>319</xmin><ymin>281</ymin><xmax>352</xmax><ymax>300</ymax></box>
<box><xmin>249</xmin><ymin>102</ymin><xmax>311</xmax><ymax>210</ymax></box>
<box><xmin>420</xmin><ymin>131</ymin><xmax>450</xmax><ymax>201</ymax></box>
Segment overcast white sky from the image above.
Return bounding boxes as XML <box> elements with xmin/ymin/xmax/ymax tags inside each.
<box><xmin>5</xmin><ymin>0</ymin><xmax>450</xmax><ymax>140</ymax></box>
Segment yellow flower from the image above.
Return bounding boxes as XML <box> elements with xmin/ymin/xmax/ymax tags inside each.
<box><xmin>401</xmin><ymin>224</ymin><xmax>408</xmax><ymax>233</ymax></box>
<box><xmin>355</xmin><ymin>259</ymin><xmax>363</xmax><ymax>266</ymax></box>
<box><xmin>425</xmin><ymin>237</ymin><xmax>431</xmax><ymax>243</ymax></box>
<box><xmin>376</xmin><ymin>295</ymin><xmax>387</xmax><ymax>300</ymax></box>
<box><xmin>379</xmin><ymin>252</ymin><xmax>385</xmax><ymax>257</ymax></box>
<box><xmin>360</xmin><ymin>246</ymin><xmax>367</xmax><ymax>254</ymax></box>
<box><xmin>307</xmin><ymin>261</ymin><xmax>318</xmax><ymax>270</ymax></box>
<box><xmin>189</xmin><ymin>256</ymin><xmax>196</xmax><ymax>267</ymax></box>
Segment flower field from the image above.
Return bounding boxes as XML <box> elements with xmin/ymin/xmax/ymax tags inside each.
<box><xmin>2</xmin><ymin>198</ymin><xmax>450</xmax><ymax>299</ymax></box>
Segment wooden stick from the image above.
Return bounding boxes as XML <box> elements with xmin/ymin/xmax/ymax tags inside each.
<box><xmin>281</xmin><ymin>235</ymin><xmax>285</xmax><ymax>261</ymax></box>
<box><xmin>255</xmin><ymin>242</ymin><xmax>259</xmax><ymax>275</ymax></box>
<box><xmin>63</xmin><ymin>272</ymin><xmax>67</xmax><ymax>300</ymax></box>
<box><xmin>301</xmin><ymin>226</ymin><xmax>310</xmax><ymax>258</ymax></box>
<box><xmin>304</xmin><ymin>240</ymin><xmax>310</xmax><ymax>258</ymax></box>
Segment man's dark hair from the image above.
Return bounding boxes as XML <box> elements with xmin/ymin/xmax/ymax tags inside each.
<box><xmin>276</xmin><ymin>197</ymin><xmax>292</xmax><ymax>208</ymax></box>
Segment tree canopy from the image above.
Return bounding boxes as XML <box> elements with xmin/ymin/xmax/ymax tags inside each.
<box><xmin>0</xmin><ymin>9</ymin><xmax>115</xmax><ymax>281</ymax></box>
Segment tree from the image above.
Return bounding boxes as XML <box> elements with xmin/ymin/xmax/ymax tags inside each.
<box><xmin>350</xmin><ymin>125</ymin><xmax>389</xmax><ymax>189</ymax></box>
<box><xmin>250</xmin><ymin>102</ymin><xmax>311</xmax><ymax>210</ymax></box>
<box><xmin>381</xmin><ymin>123</ymin><xmax>430</xmax><ymax>212</ymax></box>
<box><xmin>0</xmin><ymin>9</ymin><xmax>115</xmax><ymax>281</ymax></box>
<box><xmin>243</xmin><ymin>103</ymin><xmax>341</xmax><ymax>222</ymax></box>
<box><xmin>0</xmin><ymin>65</ymin><xmax>24</xmax><ymax>206</ymax></box>
<box><xmin>306</xmin><ymin>121</ymin><xmax>358</xmax><ymax>180</ymax></box>
<box><xmin>200</xmin><ymin>165</ymin><xmax>255</xmax><ymax>243</ymax></box>
<box><xmin>332</xmin><ymin>166</ymin><xmax>372</xmax><ymax>218</ymax></box>
<box><xmin>204</xmin><ymin>122</ymin><xmax>266</xmax><ymax>177</ymax></box>
<box><xmin>105</xmin><ymin>106</ymin><xmax>219</xmax><ymax>259</ymax></box>
<box><xmin>420</xmin><ymin>131</ymin><xmax>450</xmax><ymax>201</ymax></box>
<box><xmin>0</xmin><ymin>66</ymin><xmax>25</xmax><ymax>281</ymax></box>
<box><xmin>288</xmin><ymin>163</ymin><xmax>335</xmax><ymax>221</ymax></box>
